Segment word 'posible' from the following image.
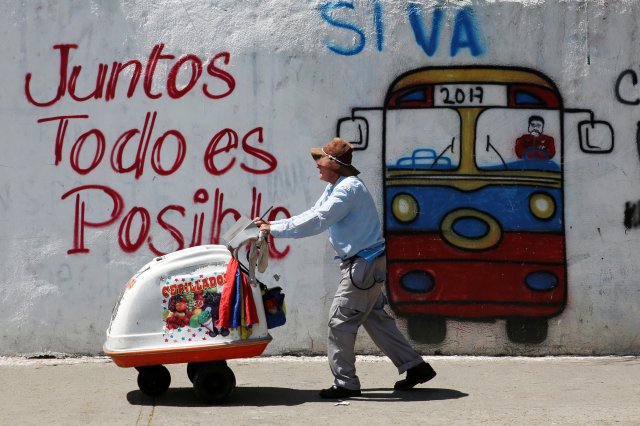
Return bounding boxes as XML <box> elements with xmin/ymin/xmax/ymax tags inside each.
<box><xmin>62</xmin><ymin>184</ymin><xmax>291</xmax><ymax>258</ymax></box>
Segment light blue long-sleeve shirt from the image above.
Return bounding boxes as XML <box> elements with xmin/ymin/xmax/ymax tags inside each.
<box><xmin>269</xmin><ymin>176</ymin><xmax>385</xmax><ymax>260</ymax></box>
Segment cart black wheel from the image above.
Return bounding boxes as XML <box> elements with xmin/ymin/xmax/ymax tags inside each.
<box><xmin>193</xmin><ymin>362</ymin><xmax>236</xmax><ymax>403</ymax></box>
<box><xmin>137</xmin><ymin>365</ymin><xmax>171</xmax><ymax>397</ymax></box>
<box><xmin>187</xmin><ymin>361</ymin><xmax>225</xmax><ymax>383</ymax></box>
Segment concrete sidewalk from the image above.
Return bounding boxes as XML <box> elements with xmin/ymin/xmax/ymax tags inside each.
<box><xmin>1</xmin><ymin>355</ymin><xmax>638</xmax><ymax>425</ymax></box>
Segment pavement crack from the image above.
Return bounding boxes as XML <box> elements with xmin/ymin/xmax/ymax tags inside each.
<box><xmin>134</xmin><ymin>394</ymin><xmax>156</xmax><ymax>426</ymax></box>
<box><xmin>147</xmin><ymin>402</ymin><xmax>156</xmax><ymax>426</ymax></box>
<box><xmin>135</xmin><ymin>405</ymin><xmax>144</xmax><ymax>425</ymax></box>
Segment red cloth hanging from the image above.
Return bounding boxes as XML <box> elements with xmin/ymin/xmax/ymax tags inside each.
<box><xmin>217</xmin><ymin>257</ymin><xmax>259</xmax><ymax>329</ymax></box>
<box><xmin>242</xmin><ymin>271</ymin><xmax>259</xmax><ymax>326</ymax></box>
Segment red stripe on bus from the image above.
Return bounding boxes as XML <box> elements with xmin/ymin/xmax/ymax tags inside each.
<box><xmin>387</xmin><ymin>260</ymin><xmax>566</xmax><ymax>318</ymax></box>
<box><xmin>387</xmin><ymin>232</ymin><xmax>564</xmax><ymax>263</ymax></box>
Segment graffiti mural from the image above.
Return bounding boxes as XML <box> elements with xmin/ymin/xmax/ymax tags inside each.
<box><xmin>6</xmin><ymin>0</ymin><xmax>640</xmax><ymax>357</ymax></box>
<box><xmin>337</xmin><ymin>66</ymin><xmax>614</xmax><ymax>344</ymax></box>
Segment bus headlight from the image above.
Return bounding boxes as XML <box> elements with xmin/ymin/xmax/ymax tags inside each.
<box><xmin>529</xmin><ymin>192</ymin><xmax>555</xmax><ymax>220</ymax></box>
<box><xmin>392</xmin><ymin>193</ymin><xmax>419</xmax><ymax>223</ymax></box>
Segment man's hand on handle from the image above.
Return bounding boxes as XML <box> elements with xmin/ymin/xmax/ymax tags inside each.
<box><xmin>253</xmin><ymin>217</ymin><xmax>270</xmax><ymax>234</ymax></box>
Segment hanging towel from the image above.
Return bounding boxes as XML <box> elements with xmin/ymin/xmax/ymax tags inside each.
<box><xmin>217</xmin><ymin>257</ymin><xmax>259</xmax><ymax>332</ymax></box>
<box><xmin>248</xmin><ymin>230</ymin><xmax>269</xmax><ymax>285</ymax></box>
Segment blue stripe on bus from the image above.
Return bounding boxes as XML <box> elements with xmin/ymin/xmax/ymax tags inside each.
<box><xmin>386</xmin><ymin>185</ymin><xmax>562</xmax><ymax>232</ymax></box>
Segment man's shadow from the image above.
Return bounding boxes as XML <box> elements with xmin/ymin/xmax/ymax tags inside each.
<box><xmin>127</xmin><ymin>386</ymin><xmax>468</xmax><ymax>407</ymax></box>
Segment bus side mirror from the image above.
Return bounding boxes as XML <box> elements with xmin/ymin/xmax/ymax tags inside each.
<box><xmin>578</xmin><ymin>120</ymin><xmax>614</xmax><ymax>153</ymax></box>
<box><xmin>337</xmin><ymin>116</ymin><xmax>369</xmax><ymax>150</ymax></box>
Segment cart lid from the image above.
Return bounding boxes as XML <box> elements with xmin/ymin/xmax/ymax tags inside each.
<box><xmin>222</xmin><ymin>216</ymin><xmax>259</xmax><ymax>249</ymax></box>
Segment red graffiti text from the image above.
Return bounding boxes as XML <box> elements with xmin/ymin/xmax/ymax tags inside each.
<box><xmin>25</xmin><ymin>43</ymin><xmax>236</xmax><ymax>107</ymax></box>
<box><xmin>62</xmin><ymin>185</ymin><xmax>291</xmax><ymax>258</ymax></box>
<box><xmin>36</xmin><ymin>111</ymin><xmax>277</xmax><ymax>179</ymax></box>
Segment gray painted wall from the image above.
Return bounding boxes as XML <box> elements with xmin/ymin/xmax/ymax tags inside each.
<box><xmin>1</xmin><ymin>0</ymin><xmax>639</xmax><ymax>355</ymax></box>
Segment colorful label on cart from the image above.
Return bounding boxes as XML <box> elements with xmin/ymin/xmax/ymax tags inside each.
<box><xmin>161</xmin><ymin>274</ymin><xmax>225</xmax><ymax>298</ymax></box>
<box><xmin>160</xmin><ymin>272</ymin><xmax>235</xmax><ymax>343</ymax></box>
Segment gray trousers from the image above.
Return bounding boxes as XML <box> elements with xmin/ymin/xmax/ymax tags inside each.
<box><xmin>327</xmin><ymin>255</ymin><xmax>424</xmax><ymax>390</ymax></box>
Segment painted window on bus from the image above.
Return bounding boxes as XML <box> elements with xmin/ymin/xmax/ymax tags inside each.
<box><xmin>475</xmin><ymin>109</ymin><xmax>561</xmax><ymax>172</ymax></box>
<box><xmin>386</xmin><ymin>109</ymin><xmax>461</xmax><ymax>170</ymax></box>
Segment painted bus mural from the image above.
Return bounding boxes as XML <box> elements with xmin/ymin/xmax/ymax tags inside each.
<box><xmin>337</xmin><ymin>66</ymin><xmax>613</xmax><ymax>344</ymax></box>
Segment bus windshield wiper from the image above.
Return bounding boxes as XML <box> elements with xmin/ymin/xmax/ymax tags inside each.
<box><xmin>430</xmin><ymin>137</ymin><xmax>455</xmax><ymax>169</ymax></box>
<box><xmin>485</xmin><ymin>135</ymin><xmax>507</xmax><ymax>170</ymax></box>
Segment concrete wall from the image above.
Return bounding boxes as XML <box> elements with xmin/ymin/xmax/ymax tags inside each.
<box><xmin>1</xmin><ymin>0</ymin><xmax>639</xmax><ymax>356</ymax></box>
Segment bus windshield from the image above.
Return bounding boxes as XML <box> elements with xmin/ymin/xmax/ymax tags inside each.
<box><xmin>475</xmin><ymin>109</ymin><xmax>561</xmax><ymax>172</ymax></box>
<box><xmin>386</xmin><ymin>109</ymin><xmax>460</xmax><ymax>170</ymax></box>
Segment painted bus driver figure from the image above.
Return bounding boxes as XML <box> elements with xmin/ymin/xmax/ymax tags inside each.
<box><xmin>515</xmin><ymin>115</ymin><xmax>556</xmax><ymax>160</ymax></box>
<box><xmin>254</xmin><ymin>138</ymin><xmax>436</xmax><ymax>399</ymax></box>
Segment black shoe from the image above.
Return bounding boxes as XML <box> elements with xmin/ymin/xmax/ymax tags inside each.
<box><xmin>319</xmin><ymin>385</ymin><xmax>362</xmax><ymax>399</ymax></box>
<box><xmin>394</xmin><ymin>362</ymin><xmax>437</xmax><ymax>391</ymax></box>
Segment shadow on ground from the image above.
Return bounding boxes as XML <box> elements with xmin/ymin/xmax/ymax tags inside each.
<box><xmin>127</xmin><ymin>386</ymin><xmax>468</xmax><ymax>407</ymax></box>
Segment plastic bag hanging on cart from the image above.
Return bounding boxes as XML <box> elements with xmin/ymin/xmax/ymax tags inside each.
<box><xmin>261</xmin><ymin>285</ymin><xmax>286</xmax><ymax>329</ymax></box>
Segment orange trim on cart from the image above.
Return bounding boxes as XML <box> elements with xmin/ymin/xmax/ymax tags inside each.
<box><xmin>104</xmin><ymin>337</ymin><xmax>272</xmax><ymax>368</ymax></box>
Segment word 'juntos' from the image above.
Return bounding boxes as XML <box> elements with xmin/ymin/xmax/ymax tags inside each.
<box><xmin>24</xmin><ymin>44</ymin><xmax>235</xmax><ymax>107</ymax></box>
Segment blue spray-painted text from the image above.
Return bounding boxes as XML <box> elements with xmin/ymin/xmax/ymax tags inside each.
<box><xmin>320</xmin><ymin>1</ymin><xmax>485</xmax><ymax>57</ymax></box>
